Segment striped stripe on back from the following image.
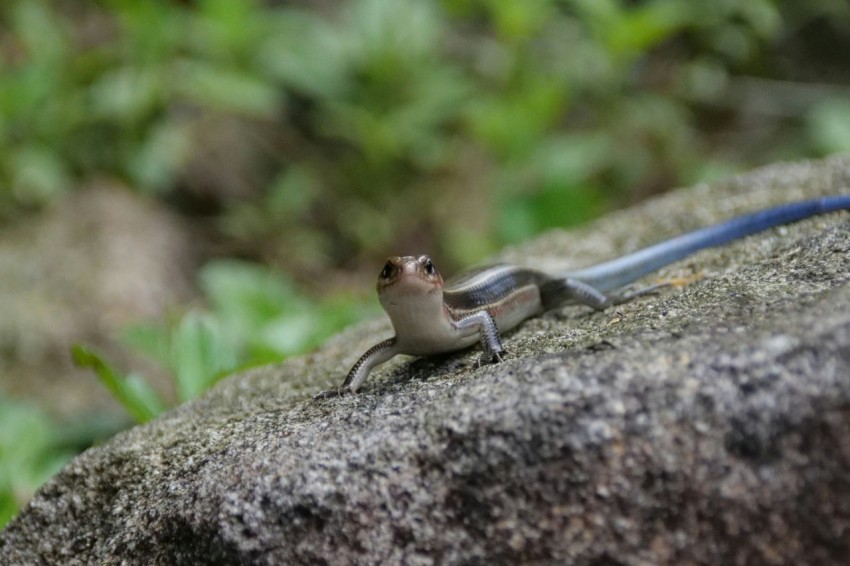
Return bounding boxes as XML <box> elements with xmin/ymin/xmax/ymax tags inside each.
<box><xmin>444</xmin><ymin>265</ymin><xmax>551</xmax><ymax>312</ymax></box>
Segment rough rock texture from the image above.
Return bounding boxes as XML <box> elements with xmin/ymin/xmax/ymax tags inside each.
<box><xmin>2</xmin><ymin>156</ymin><xmax>850</xmax><ymax>565</ymax></box>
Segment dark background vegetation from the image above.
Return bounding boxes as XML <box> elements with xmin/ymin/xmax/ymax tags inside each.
<box><xmin>1</xmin><ymin>0</ymin><xmax>849</xmax><ymax>527</ymax></box>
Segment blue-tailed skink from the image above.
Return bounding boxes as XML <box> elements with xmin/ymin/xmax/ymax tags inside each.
<box><xmin>315</xmin><ymin>196</ymin><xmax>850</xmax><ymax>398</ymax></box>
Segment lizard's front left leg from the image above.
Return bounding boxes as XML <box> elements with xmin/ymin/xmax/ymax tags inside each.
<box><xmin>452</xmin><ymin>311</ymin><xmax>506</xmax><ymax>366</ymax></box>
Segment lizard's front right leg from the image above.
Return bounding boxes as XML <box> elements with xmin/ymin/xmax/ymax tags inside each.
<box><xmin>314</xmin><ymin>337</ymin><xmax>399</xmax><ymax>399</ymax></box>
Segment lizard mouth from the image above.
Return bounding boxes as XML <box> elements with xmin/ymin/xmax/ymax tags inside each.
<box><xmin>380</xmin><ymin>270</ymin><xmax>440</xmax><ymax>298</ymax></box>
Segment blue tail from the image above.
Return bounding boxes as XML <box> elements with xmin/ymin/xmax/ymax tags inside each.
<box><xmin>567</xmin><ymin>195</ymin><xmax>850</xmax><ymax>292</ymax></box>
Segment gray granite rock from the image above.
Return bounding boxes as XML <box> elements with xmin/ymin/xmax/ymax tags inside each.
<box><xmin>2</xmin><ymin>156</ymin><xmax>850</xmax><ymax>565</ymax></box>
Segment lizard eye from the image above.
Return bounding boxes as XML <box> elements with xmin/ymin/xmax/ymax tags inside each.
<box><xmin>379</xmin><ymin>261</ymin><xmax>394</xmax><ymax>279</ymax></box>
<box><xmin>423</xmin><ymin>259</ymin><xmax>436</xmax><ymax>275</ymax></box>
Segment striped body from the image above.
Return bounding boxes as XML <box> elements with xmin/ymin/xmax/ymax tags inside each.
<box><xmin>444</xmin><ymin>265</ymin><xmax>550</xmax><ymax>345</ymax></box>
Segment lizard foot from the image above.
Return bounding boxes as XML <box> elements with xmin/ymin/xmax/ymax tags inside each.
<box><xmin>474</xmin><ymin>349</ymin><xmax>508</xmax><ymax>368</ymax></box>
<box><xmin>313</xmin><ymin>386</ymin><xmax>352</xmax><ymax>401</ymax></box>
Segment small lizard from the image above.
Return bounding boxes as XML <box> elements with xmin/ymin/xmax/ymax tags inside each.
<box><xmin>315</xmin><ymin>196</ymin><xmax>850</xmax><ymax>399</ymax></box>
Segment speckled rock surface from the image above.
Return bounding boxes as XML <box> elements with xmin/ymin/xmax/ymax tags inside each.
<box><xmin>2</xmin><ymin>156</ymin><xmax>850</xmax><ymax>565</ymax></box>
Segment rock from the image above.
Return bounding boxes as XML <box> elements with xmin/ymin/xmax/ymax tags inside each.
<box><xmin>2</xmin><ymin>156</ymin><xmax>850</xmax><ymax>564</ymax></box>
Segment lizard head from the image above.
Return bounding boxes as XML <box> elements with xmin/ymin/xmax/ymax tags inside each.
<box><xmin>377</xmin><ymin>255</ymin><xmax>448</xmax><ymax>340</ymax></box>
<box><xmin>377</xmin><ymin>255</ymin><xmax>445</xmax><ymax>310</ymax></box>
<box><xmin>377</xmin><ymin>255</ymin><xmax>443</xmax><ymax>292</ymax></box>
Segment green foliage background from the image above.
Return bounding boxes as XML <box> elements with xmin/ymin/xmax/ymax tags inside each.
<box><xmin>5</xmin><ymin>0</ymin><xmax>849</xmax><ymax>266</ymax></box>
<box><xmin>2</xmin><ymin>0</ymin><xmax>850</xmax><ymax>526</ymax></box>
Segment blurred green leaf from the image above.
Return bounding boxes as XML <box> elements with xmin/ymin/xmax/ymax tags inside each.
<box><xmin>467</xmin><ymin>79</ymin><xmax>567</xmax><ymax>158</ymax></box>
<box><xmin>112</xmin><ymin>0</ymin><xmax>186</xmax><ymax>65</ymax></box>
<box><xmin>604</xmin><ymin>1</ymin><xmax>689</xmax><ymax>57</ymax></box>
<box><xmin>8</xmin><ymin>146</ymin><xmax>70</xmax><ymax>205</ymax></box>
<box><xmin>258</xmin><ymin>12</ymin><xmax>347</xmax><ymax>98</ymax></box>
<box><xmin>89</xmin><ymin>67</ymin><xmax>161</xmax><ymax>121</ymax></box>
<box><xmin>807</xmin><ymin>98</ymin><xmax>850</xmax><ymax>154</ymax></box>
<box><xmin>121</xmin><ymin>323</ymin><xmax>170</xmax><ymax>370</ymax></box>
<box><xmin>8</xmin><ymin>1</ymin><xmax>67</xmax><ymax>64</ymax></box>
<box><xmin>127</xmin><ymin>120</ymin><xmax>191</xmax><ymax>192</ymax></box>
<box><xmin>169</xmin><ymin>312</ymin><xmax>236</xmax><ymax>401</ymax></box>
<box><xmin>531</xmin><ymin>133</ymin><xmax>612</xmax><ymax>186</ymax></box>
<box><xmin>195</xmin><ymin>0</ymin><xmax>266</xmax><ymax>59</ymax></box>
<box><xmin>72</xmin><ymin>345</ymin><xmax>166</xmax><ymax>423</ymax></box>
<box><xmin>201</xmin><ymin>260</ymin><xmax>301</xmax><ymax>339</ymax></box>
<box><xmin>736</xmin><ymin>0</ymin><xmax>783</xmax><ymax>39</ymax></box>
<box><xmin>172</xmin><ymin>61</ymin><xmax>280</xmax><ymax>117</ymax></box>
<box><xmin>483</xmin><ymin>0</ymin><xmax>557</xmax><ymax>40</ymax></box>
<box><xmin>498</xmin><ymin>181</ymin><xmax>607</xmax><ymax>244</ymax></box>
<box><xmin>121</xmin><ymin>314</ymin><xmax>237</xmax><ymax>404</ymax></box>
<box><xmin>200</xmin><ymin>260</ymin><xmax>377</xmax><ymax>359</ymax></box>
<box><xmin>677</xmin><ymin>59</ymin><xmax>729</xmax><ymax>103</ymax></box>
<box><xmin>267</xmin><ymin>167</ymin><xmax>319</xmax><ymax>217</ymax></box>
<box><xmin>0</xmin><ymin>400</ymin><xmax>73</xmax><ymax>528</ymax></box>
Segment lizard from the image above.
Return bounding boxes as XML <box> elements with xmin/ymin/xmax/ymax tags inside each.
<box><xmin>315</xmin><ymin>195</ymin><xmax>850</xmax><ymax>399</ymax></box>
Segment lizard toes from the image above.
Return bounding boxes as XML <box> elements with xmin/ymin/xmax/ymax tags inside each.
<box><xmin>474</xmin><ymin>349</ymin><xmax>508</xmax><ymax>368</ymax></box>
<box><xmin>313</xmin><ymin>386</ymin><xmax>351</xmax><ymax>401</ymax></box>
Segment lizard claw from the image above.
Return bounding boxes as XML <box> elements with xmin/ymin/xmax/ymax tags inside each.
<box><xmin>313</xmin><ymin>386</ymin><xmax>352</xmax><ymax>401</ymax></box>
<box><xmin>474</xmin><ymin>349</ymin><xmax>508</xmax><ymax>368</ymax></box>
